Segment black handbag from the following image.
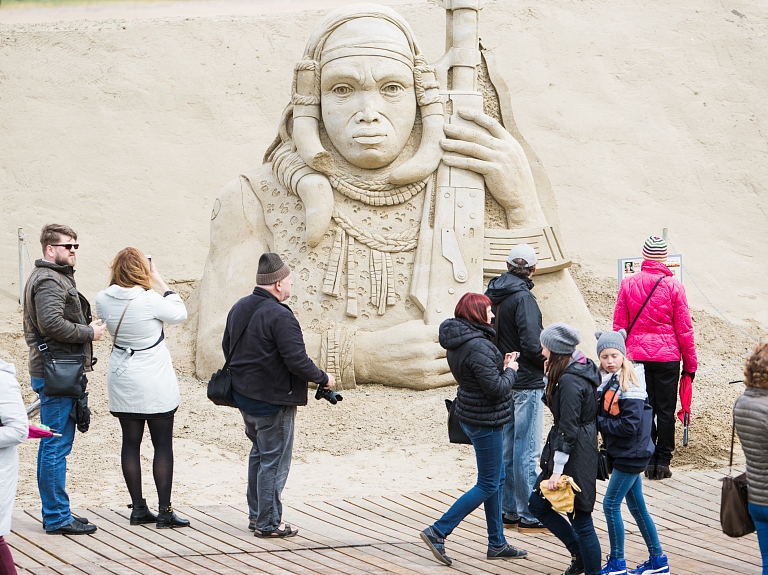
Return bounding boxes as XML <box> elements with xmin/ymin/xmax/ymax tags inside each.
<box><xmin>30</xmin><ymin>322</ymin><xmax>86</xmax><ymax>399</ymax></box>
<box><xmin>720</xmin><ymin>419</ymin><xmax>755</xmax><ymax>537</ymax></box>
<box><xmin>208</xmin><ymin>298</ymin><xmax>274</xmax><ymax>407</ymax></box>
<box><xmin>597</xmin><ymin>445</ymin><xmax>612</xmax><ymax>481</ymax></box>
<box><xmin>444</xmin><ymin>398</ymin><xmax>471</xmax><ymax>444</ymax></box>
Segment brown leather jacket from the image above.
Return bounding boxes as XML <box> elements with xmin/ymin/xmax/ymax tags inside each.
<box><xmin>23</xmin><ymin>260</ymin><xmax>95</xmax><ymax>379</ymax></box>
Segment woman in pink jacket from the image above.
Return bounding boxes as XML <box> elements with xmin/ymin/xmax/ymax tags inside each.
<box><xmin>613</xmin><ymin>236</ymin><xmax>697</xmax><ymax>480</ymax></box>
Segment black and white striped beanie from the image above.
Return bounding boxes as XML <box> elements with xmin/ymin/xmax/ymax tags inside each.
<box><xmin>642</xmin><ymin>236</ymin><xmax>668</xmax><ymax>261</ymax></box>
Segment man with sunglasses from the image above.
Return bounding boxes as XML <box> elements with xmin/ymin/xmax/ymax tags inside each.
<box><xmin>22</xmin><ymin>224</ymin><xmax>105</xmax><ymax>534</ymax></box>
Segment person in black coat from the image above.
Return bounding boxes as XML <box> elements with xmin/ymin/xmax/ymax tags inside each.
<box><xmin>420</xmin><ymin>293</ymin><xmax>527</xmax><ymax>566</ymax></box>
<box><xmin>528</xmin><ymin>323</ymin><xmax>602</xmax><ymax>575</ymax></box>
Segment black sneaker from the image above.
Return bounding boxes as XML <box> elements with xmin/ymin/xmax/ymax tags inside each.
<box><xmin>502</xmin><ymin>513</ymin><xmax>520</xmax><ymax>527</ymax></box>
<box><xmin>517</xmin><ymin>518</ymin><xmax>549</xmax><ymax>533</ymax></box>
<box><xmin>562</xmin><ymin>554</ymin><xmax>585</xmax><ymax>575</ymax></box>
<box><xmin>420</xmin><ymin>526</ymin><xmax>452</xmax><ymax>566</ymax></box>
<box><xmin>487</xmin><ymin>543</ymin><xmax>527</xmax><ymax>559</ymax></box>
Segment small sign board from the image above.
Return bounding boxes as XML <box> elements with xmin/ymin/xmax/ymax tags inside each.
<box><xmin>618</xmin><ymin>254</ymin><xmax>683</xmax><ymax>284</ymax></box>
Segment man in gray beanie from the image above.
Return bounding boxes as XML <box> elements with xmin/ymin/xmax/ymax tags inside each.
<box><xmin>222</xmin><ymin>252</ymin><xmax>336</xmax><ymax>537</ymax></box>
<box><xmin>485</xmin><ymin>243</ymin><xmax>547</xmax><ymax>533</ymax></box>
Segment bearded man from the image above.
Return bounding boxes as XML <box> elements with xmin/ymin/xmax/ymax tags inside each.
<box><xmin>195</xmin><ymin>4</ymin><xmax>593</xmax><ymax>389</ymax></box>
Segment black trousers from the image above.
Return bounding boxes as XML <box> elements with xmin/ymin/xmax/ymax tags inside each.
<box><xmin>641</xmin><ymin>360</ymin><xmax>680</xmax><ymax>465</ymax></box>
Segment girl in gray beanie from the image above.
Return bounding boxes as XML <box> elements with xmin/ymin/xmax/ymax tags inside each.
<box><xmin>529</xmin><ymin>323</ymin><xmax>603</xmax><ymax>575</ymax></box>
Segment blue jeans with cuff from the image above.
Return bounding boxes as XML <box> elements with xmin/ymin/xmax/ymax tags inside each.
<box><xmin>432</xmin><ymin>422</ymin><xmax>506</xmax><ymax>548</ymax></box>
<box><xmin>502</xmin><ymin>388</ymin><xmax>544</xmax><ymax>522</ymax></box>
<box><xmin>749</xmin><ymin>503</ymin><xmax>768</xmax><ymax>575</ymax></box>
<box><xmin>31</xmin><ymin>377</ymin><xmax>76</xmax><ymax>531</ymax></box>
<box><xmin>603</xmin><ymin>469</ymin><xmax>662</xmax><ymax>558</ymax></box>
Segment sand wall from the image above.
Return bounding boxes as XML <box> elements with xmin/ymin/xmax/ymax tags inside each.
<box><xmin>1</xmin><ymin>0</ymin><xmax>766</xmax><ymax>333</ymax></box>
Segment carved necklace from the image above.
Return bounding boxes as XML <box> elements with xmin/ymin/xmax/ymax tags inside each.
<box><xmin>327</xmin><ymin>171</ymin><xmax>428</xmax><ymax>207</ymax></box>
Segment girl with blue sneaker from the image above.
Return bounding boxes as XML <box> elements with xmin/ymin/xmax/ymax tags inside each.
<box><xmin>596</xmin><ymin>330</ymin><xmax>669</xmax><ymax>575</ymax></box>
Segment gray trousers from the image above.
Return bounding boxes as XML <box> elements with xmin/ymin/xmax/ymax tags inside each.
<box><xmin>240</xmin><ymin>406</ymin><xmax>296</xmax><ymax>531</ymax></box>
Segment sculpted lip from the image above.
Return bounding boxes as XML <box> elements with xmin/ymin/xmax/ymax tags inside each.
<box><xmin>353</xmin><ymin>129</ymin><xmax>386</xmax><ymax>145</ymax></box>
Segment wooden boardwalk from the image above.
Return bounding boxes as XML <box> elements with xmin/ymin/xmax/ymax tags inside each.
<box><xmin>7</xmin><ymin>467</ymin><xmax>761</xmax><ymax>574</ymax></box>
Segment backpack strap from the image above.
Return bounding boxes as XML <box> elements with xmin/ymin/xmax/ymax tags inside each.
<box><xmin>110</xmin><ymin>299</ymin><xmax>133</xmax><ymax>352</ymax></box>
<box><xmin>626</xmin><ymin>275</ymin><xmax>664</xmax><ymax>337</ymax></box>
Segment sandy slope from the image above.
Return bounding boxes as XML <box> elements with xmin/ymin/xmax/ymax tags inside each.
<box><xmin>0</xmin><ymin>0</ymin><xmax>765</xmax><ymax>508</ymax></box>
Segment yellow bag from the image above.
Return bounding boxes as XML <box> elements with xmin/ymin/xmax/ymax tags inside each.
<box><xmin>540</xmin><ymin>475</ymin><xmax>582</xmax><ymax>514</ymax></box>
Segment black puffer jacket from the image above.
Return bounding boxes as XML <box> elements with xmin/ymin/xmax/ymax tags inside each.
<box><xmin>485</xmin><ymin>272</ymin><xmax>545</xmax><ymax>389</ymax></box>
<box><xmin>439</xmin><ymin>318</ymin><xmax>515</xmax><ymax>427</ymax></box>
<box><xmin>537</xmin><ymin>354</ymin><xmax>600</xmax><ymax>512</ymax></box>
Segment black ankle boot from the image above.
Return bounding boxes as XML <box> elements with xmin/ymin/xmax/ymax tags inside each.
<box><xmin>156</xmin><ymin>504</ymin><xmax>190</xmax><ymax>529</ymax></box>
<box><xmin>562</xmin><ymin>554</ymin><xmax>585</xmax><ymax>575</ymax></box>
<box><xmin>128</xmin><ymin>499</ymin><xmax>158</xmax><ymax>525</ymax></box>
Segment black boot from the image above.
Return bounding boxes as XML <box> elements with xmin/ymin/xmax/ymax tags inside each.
<box><xmin>128</xmin><ymin>499</ymin><xmax>158</xmax><ymax>525</ymax></box>
<box><xmin>562</xmin><ymin>554</ymin><xmax>585</xmax><ymax>575</ymax></box>
<box><xmin>156</xmin><ymin>504</ymin><xmax>190</xmax><ymax>529</ymax></box>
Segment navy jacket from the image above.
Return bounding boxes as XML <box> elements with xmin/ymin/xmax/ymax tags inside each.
<box><xmin>597</xmin><ymin>365</ymin><xmax>655</xmax><ymax>472</ymax></box>
<box><xmin>223</xmin><ymin>287</ymin><xmax>327</xmax><ymax>406</ymax></box>
<box><xmin>439</xmin><ymin>318</ymin><xmax>516</xmax><ymax>427</ymax></box>
<box><xmin>485</xmin><ymin>272</ymin><xmax>545</xmax><ymax>389</ymax></box>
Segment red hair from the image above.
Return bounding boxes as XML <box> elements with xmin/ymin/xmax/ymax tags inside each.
<box><xmin>454</xmin><ymin>292</ymin><xmax>492</xmax><ymax>325</ymax></box>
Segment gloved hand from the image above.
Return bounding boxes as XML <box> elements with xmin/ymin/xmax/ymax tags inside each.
<box><xmin>683</xmin><ymin>371</ymin><xmax>695</xmax><ymax>383</ymax></box>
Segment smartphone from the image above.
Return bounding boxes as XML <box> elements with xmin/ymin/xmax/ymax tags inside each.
<box><xmin>147</xmin><ymin>254</ymin><xmax>152</xmax><ymax>262</ymax></box>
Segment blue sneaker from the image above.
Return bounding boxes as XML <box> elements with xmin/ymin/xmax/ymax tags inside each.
<box><xmin>602</xmin><ymin>556</ymin><xmax>627</xmax><ymax>575</ymax></box>
<box><xmin>629</xmin><ymin>554</ymin><xmax>670</xmax><ymax>574</ymax></box>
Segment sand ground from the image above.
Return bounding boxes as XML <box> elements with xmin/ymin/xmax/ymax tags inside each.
<box><xmin>0</xmin><ymin>0</ymin><xmax>763</xmax><ymax>510</ymax></box>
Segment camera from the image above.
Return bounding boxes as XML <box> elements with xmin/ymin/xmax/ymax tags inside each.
<box><xmin>315</xmin><ymin>383</ymin><xmax>343</xmax><ymax>405</ymax></box>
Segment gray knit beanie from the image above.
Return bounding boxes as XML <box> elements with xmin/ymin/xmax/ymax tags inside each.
<box><xmin>595</xmin><ymin>329</ymin><xmax>627</xmax><ymax>357</ymax></box>
<box><xmin>256</xmin><ymin>252</ymin><xmax>290</xmax><ymax>285</ymax></box>
<box><xmin>540</xmin><ymin>322</ymin><xmax>581</xmax><ymax>355</ymax></box>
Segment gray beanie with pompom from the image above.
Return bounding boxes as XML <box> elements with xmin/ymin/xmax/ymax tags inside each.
<box><xmin>595</xmin><ymin>329</ymin><xmax>627</xmax><ymax>357</ymax></box>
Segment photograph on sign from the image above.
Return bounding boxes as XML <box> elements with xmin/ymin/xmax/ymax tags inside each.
<box><xmin>618</xmin><ymin>254</ymin><xmax>683</xmax><ymax>284</ymax></box>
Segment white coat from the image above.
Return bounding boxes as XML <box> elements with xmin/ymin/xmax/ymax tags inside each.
<box><xmin>95</xmin><ymin>285</ymin><xmax>187</xmax><ymax>415</ymax></box>
<box><xmin>0</xmin><ymin>359</ymin><xmax>28</xmax><ymax>537</ymax></box>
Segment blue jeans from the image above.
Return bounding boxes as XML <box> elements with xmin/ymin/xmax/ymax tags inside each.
<box><xmin>31</xmin><ymin>377</ymin><xmax>76</xmax><ymax>531</ymax></box>
<box><xmin>529</xmin><ymin>490</ymin><xmax>602</xmax><ymax>575</ymax></box>
<box><xmin>749</xmin><ymin>503</ymin><xmax>768</xmax><ymax>575</ymax></box>
<box><xmin>433</xmin><ymin>423</ymin><xmax>506</xmax><ymax>548</ymax></box>
<box><xmin>603</xmin><ymin>469</ymin><xmax>662</xmax><ymax>558</ymax></box>
<box><xmin>502</xmin><ymin>388</ymin><xmax>544</xmax><ymax>522</ymax></box>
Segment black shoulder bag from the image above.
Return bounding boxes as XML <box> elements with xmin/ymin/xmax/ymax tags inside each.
<box><xmin>207</xmin><ymin>298</ymin><xmax>274</xmax><ymax>407</ymax></box>
<box><xmin>30</xmin><ymin>321</ymin><xmax>87</xmax><ymax>399</ymax></box>
<box><xmin>720</xmin><ymin>417</ymin><xmax>755</xmax><ymax>537</ymax></box>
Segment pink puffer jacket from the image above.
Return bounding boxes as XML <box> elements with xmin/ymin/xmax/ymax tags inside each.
<box><xmin>613</xmin><ymin>260</ymin><xmax>697</xmax><ymax>373</ymax></box>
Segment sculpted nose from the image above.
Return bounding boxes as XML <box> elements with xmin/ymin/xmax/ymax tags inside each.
<box><xmin>354</xmin><ymin>94</ymin><xmax>381</xmax><ymax>124</ymax></box>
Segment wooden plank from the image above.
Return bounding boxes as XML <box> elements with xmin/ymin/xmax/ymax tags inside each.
<box><xmin>335</xmin><ymin>546</ymin><xmax>429</xmax><ymax>575</ymax></box>
<box><xmin>13</xmin><ymin>511</ymin><xmax>102</xmax><ymax>566</ymax></box>
<box><xmin>165</xmin><ymin>555</ymin><xmax>245</xmax><ymax>575</ymax></box>
<box><xmin>293</xmin><ymin>548</ymin><xmax>391</xmax><ymax>575</ymax></box>
<box><xmin>6</xmin><ymin>533</ymin><xmax>53</xmax><ymax>569</ymax></box>
<box><xmin>283</xmin><ymin>504</ymin><xmax>380</xmax><ymax>547</ymax></box>
<box><xmin>171</xmin><ymin>506</ymin><xmax>266</xmax><ymax>553</ymax></box>
<box><xmin>81</xmin><ymin>559</ymin><xmax>144</xmax><ymax>575</ymax></box>
<box><xmin>307</xmin><ymin>499</ymin><xmax>413</xmax><ymax>542</ymax></box>
<box><xmin>80</xmin><ymin>509</ymin><xmax>176</xmax><ymax>559</ymax></box>
<box><xmin>291</xmin><ymin>502</ymin><xmax>396</xmax><ymax>544</ymax></box>
<box><xmin>194</xmin><ymin>506</ymin><xmax>305</xmax><ymax>552</ymax></box>
<box><xmin>226</xmin><ymin>550</ymin><xmax>327</xmax><ymax>575</ymax></box>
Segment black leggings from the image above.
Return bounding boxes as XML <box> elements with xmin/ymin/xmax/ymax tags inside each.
<box><xmin>119</xmin><ymin>416</ymin><xmax>175</xmax><ymax>508</ymax></box>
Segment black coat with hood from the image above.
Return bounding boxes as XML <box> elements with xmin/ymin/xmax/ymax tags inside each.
<box><xmin>439</xmin><ymin>317</ymin><xmax>516</xmax><ymax>427</ymax></box>
<box><xmin>537</xmin><ymin>354</ymin><xmax>601</xmax><ymax>512</ymax></box>
<box><xmin>485</xmin><ymin>272</ymin><xmax>545</xmax><ymax>389</ymax></box>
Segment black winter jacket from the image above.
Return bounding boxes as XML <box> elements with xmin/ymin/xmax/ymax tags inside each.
<box><xmin>537</xmin><ymin>354</ymin><xmax>600</xmax><ymax>512</ymax></box>
<box><xmin>439</xmin><ymin>318</ymin><xmax>516</xmax><ymax>427</ymax></box>
<box><xmin>597</xmin><ymin>368</ymin><xmax>655</xmax><ymax>472</ymax></box>
<box><xmin>223</xmin><ymin>287</ymin><xmax>328</xmax><ymax>406</ymax></box>
<box><xmin>485</xmin><ymin>272</ymin><xmax>545</xmax><ymax>389</ymax></box>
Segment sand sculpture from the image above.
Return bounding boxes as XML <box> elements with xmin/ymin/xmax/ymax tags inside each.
<box><xmin>195</xmin><ymin>1</ymin><xmax>595</xmax><ymax>390</ymax></box>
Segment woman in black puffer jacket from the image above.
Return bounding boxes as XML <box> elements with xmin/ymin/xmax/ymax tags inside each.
<box><xmin>420</xmin><ymin>293</ymin><xmax>527</xmax><ymax>566</ymax></box>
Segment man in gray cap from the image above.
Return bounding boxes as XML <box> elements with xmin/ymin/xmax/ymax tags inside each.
<box><xmin>222</xmin><ymin>252</ymin><xmax>336</xmax><ymax>538</ymax></box>
<box><xmin>485</xmin><ymin>244</ymin><xmax>547</xmax><ymax>533</ymax></box>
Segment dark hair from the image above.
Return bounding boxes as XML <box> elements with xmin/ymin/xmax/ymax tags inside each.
<box><xmin>507</xmin><ymin>258</ymin><xmax>534</xmax><ymax>278</ymax></box>
<box><xmin>745</xmin><ymin>343</ymin><xmax>768</xmax><ymax>390</ymax></box>
<box><xmin>40</xmin><ymin>224</ymin><xmax>77</xmax><ymax>254</ymax></box>
<box><xmin>545</xmin><ymin>351</ymin><xmax>572</xmax><ymax>406</ymax></box>
<box><xmin>454</xmin><ymin>292</ymin><xmax>491</xmax><ymax>325</ymax></box>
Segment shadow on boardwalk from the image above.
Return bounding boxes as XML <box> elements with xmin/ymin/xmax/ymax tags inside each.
<box><xmin>8</xmin><ymin>467</ymin><xmax>761</xmax><ymax>574</ymax></box>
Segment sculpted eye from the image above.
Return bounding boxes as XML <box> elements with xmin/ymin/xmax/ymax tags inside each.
<box><xmin>381</xmin><ymin>83</ymin><xmax>405</xmax><ymax>96</ymax></box>
<box><xmin>332</xmin><ymin>84</ymin><xmax>353</xmax><ymax>96</ymax></box>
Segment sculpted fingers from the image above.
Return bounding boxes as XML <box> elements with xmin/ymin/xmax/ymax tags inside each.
<box><xmin>456</xmin><ymin>108</ymin><xmax>509</xmax><ymax>140</ymax></box>
<box><xmin>443</xmin><ymin>122</ymin><xmax>498</xmax><ymax>150</ymax></box>
<box><xmin>441</xmin><ymin>153</ymin><xmax>491</xmax><ymax>175</ymax></box>
<box><xmin>440</xmin><ymin>138</ymin><xmax>495</xmax><ymax>162</ymax></box>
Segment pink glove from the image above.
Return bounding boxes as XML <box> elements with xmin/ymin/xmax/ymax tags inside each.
<box><xmin>28</xmin><ymin>424</ymin><xmax>56</xmax><ymax>439</ymax></box>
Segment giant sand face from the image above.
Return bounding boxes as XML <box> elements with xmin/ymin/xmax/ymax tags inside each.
<box><xmin>195</xmin><ymin>2</ymin><xmax>595</xmax><ymax>389</ymax></box>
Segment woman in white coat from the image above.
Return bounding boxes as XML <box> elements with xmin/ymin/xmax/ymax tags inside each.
<box><xmin>0</xmin><ymin>358</ymin><xmax>28</xmax><ymax>575</ymax></box>
<box><xmin>96</xmin><ymin>248</ymin><xmax>189</xmax><ymax>529</ymax></box>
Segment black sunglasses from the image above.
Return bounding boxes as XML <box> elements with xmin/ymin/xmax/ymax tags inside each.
<box><xmin>50</xmin><ymin>243</ymin><xmax>80</xmax><ymax>250</ymax></box>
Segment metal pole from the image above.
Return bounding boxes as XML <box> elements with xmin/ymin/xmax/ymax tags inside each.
<box><xmin>662</xmin><ymin>227</ymin><xmax>669</xmax><ymax>243</ymax></box>
<box><xmin>18</xmin><ymin>228</ymin><xmax>25</xmax><ymax>305</ymax></box>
